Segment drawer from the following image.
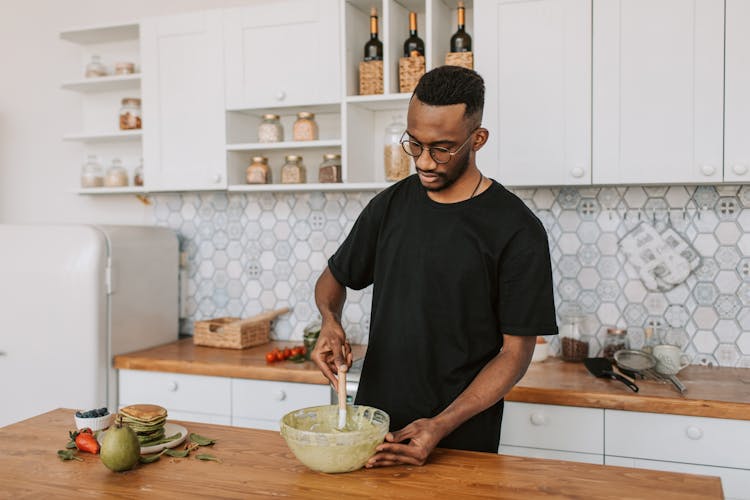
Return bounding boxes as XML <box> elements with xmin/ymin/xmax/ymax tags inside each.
<box><xmin>499</xmin><ymin>444</ymin><xmax>603</xmax><ymax>465</ymax></box>
<box><xmin>500</xmin><ymin>402</ymin><xmax>604</xmax><ymax>454</ymax></box>
<box><xmin>232</xmin><ymin>379</ymin><xmax>330</xmax><ymax>422</ymax></box>
<box><xmin>118</xmin><ymin>370</ymin><xmax>231</xmax><ymax>416</ymax></box>
<box><xmin>605</xmin><ymin>455</ymin><xmax>750</xmax><ymax>500</ymax></box>
<box><xmin>605</xmin><ymin>410</ymin><xmax>750</xmax><ymax>470</ymax></box>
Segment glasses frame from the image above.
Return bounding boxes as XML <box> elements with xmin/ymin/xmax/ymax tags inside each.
<box><xmin>400</xmin><ymin>128</ymin><xmax>478</xmax><ymax>164</ymax></box>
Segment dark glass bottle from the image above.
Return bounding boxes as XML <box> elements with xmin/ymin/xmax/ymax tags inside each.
<box><xmin>364</xmin><ymin>7</ymin><xmax>383</xmax><ymax>61</ymax></box>
<box><xmin>450</xmin><ymin>1</ymin><xmax>472</xmax><ymax>52</ymax></box>
<box><xmin>403</xmin><ymin>11</ymin><xmax>425</xmax><ymax>57</ymax></box>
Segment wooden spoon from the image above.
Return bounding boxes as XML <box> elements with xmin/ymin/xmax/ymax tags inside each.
<box><xmin>337</xmin><ymin>365</ymin><xmax>347</xmax><ymax>429</ymax></box>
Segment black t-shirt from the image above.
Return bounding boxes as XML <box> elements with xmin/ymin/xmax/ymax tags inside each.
<box><xmin>328</xmin><ymin>174</ymin><xmax>558</xmax><ymax>452</ymax></box>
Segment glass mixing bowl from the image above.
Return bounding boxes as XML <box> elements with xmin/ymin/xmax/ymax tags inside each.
<box><xmin>280</xmin><ymin>404</ymin><xmax>389</xmax><ymax>473</ymax></box>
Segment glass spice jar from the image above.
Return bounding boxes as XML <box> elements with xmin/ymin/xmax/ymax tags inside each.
<box><xmin>318</xmin><ymin>153</ymin><xmax>342</xmax><ymax>183</ymax></box>
<box><xmin>119</xmin><ymin>98</ymin><xmax>141</xmax><ymax>130</ymax></box>
<box><xmin>293</xmin><ymin>112</ymin><xmax>318</xmax><ymax>141</ymax></box>
<box><xmin>133</xmin><ymin>158</ymin><xmax>144</xmax><ymax>187</ymax></box>
<box><xmin>281</xmin><ymin>155</ymin><xmax>306</xmax><ymax>184</ymax></box>
<box><xmin>383</xmin><ymin>115</ymin><xmax>410</xmax><ymax>181</ymax></box>
<box><xmin>602</xmin><ymin>327</ymin><xmax>629</xmax><ymax>360</ymax></box>
<box><xmin>114</xmin><ymin>61</ymin><xmax>135</xmax><ymax>75</ymax></box>
<box><xmin>258</xmin><ymin>114</ymin><xmax>283</xmax><ymax>143</ymax></box>
<box><xmin>559</xmin><ymin>305</ymin><xmax>590</xmax><ymax>362</ymax></box>
<box><xmin>104</xmin><ymin>158</ymin><xmax>129</xmax><ymax>187</ymax></box>
<box><xmin>85</xmin><ymin>54</ymin><xmax>107</xmax><ymax>78</ymax></box>
<box><xmin>246</xmin><ymin>156</ymin><xmax>272</xmax><ymax>184</ymax></box>
<box><xmin>80</xmin><ymin>155</ymin><xmax>104</xmax><ymax>188</ymax></box>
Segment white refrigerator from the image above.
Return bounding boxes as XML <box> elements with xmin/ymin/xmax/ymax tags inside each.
<box><xmin>0</xmin><ymin>224</ymin><xmax>179</xmax><ymax>427</ymax></box>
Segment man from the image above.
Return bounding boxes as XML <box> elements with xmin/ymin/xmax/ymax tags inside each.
<box><xmin>312</xmin><ymin>66</ymin><xmax>558</xmax><ymax>467</ymax></box>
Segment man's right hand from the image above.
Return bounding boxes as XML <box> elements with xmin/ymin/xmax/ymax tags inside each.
<box><xmin>311</xmin><ymin>319</ymin><xmax>352</xmax><ymax>391</ymax></box>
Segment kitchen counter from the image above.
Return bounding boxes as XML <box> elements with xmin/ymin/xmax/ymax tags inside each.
<box><xmin>114</xmin><ymin>340</ymin><xmax>750</xmax><ymax>420</ymax></box>
<box><xmin>0</xmin><ymin>409</ymin><xmax>723</xmax><ymax>499</ymax></box>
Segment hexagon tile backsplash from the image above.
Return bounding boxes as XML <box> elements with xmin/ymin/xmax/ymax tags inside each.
<box><xmin>153</xmin><ymin>184</ymin><xmax>750</xmax><ymax>368</ymax></box>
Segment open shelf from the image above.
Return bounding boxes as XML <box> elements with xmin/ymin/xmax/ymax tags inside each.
<box><xmin>63</xmin><ymin>130</ymin><xmax>142</xmax><ymax>143</ymax></box>
<box><xmin>226</xmin><ymin>139</ymin><xmax>342</xmax><ymax>152</ymax></box>
<box><xmin>226</xmin><ymin>102</ymin><xmax>341</xmax><ymax>115</ymax></box>
<box><xmin>76</xmin><ymin>186</ymin><xmax>147</xmax><ymax>195</ymax></box>
<box><xmin>228</xmin><ymin>182</ymin><xmax>389</xmax><ymax>193</ymax></box>
<box><xmin>61</xmin><ymin>74</ymin><xmax>141</xmax><ymax>92</ymax></box>
<box><xmin>60</xmin><ymin>22</ymin><xmax>139</xmax><ymax>44</ymax></box>
<box><xmin>346</xmin><ymin>93</ymin><xmax>412</xmax><ymax>110</ymax></box>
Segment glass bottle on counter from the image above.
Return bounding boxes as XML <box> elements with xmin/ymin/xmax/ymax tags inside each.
<box><xmin>281</xmin><ymin>155</ymin><xmax>306</xmax><ymax>184</ymax></box>
<box><xmin>293</xmin><ymin>112</ymin><xmax>318</xmax><ymax>141</ymax></box>
<box><xmin>104</xmin><ymin>158</ymin><xmax>129</xmax><ymax>187</ymax></box>
<box><xmin>601</xmin><ymin>327</ymin><xmax>629</xmax><ymax>360</ymax></box>
<box><xmin>318</xmin><ymin>153</ymin><xmax>342</xmax><ymax>183</ymax></box>
<box><xmin>119</xmin><ymin>98</ymin><xmax>142</xmax><ymax>130</ymax></box>
<box><xmin>246</xmin><ymin>156</ymin><xmax>272</xmax><ymax>184</ymax></box>
<box><xmin>384</xmin><ymin>116</ymin><xmax>410</xmax><ymax>181</ymax></box>
<box><xmin>80</xmin><ymin>155</ymin><xmax>104</xmax><ymax>188</ymax></box>
<box><xmin>85</xmin><ymin>54</ymin><xmax>107</xmax><ymax>77</ymax></box>
<box><xmin>364</xmin><ymin>7</ymin><xmax>383</xmax><ymax>61</ymax></box>
<box><xmin>559</xmin><ymin>304</ymin><xmax>590</xmax><ymax>362</ymax></box>
<box><xmin>257</xmin><ymin>114</ymin><xmax>283</xmax><ymax>143</ymax></box>
<box><xmin>641</xmin><ymin>327</ymin><xmax>659</xmax><ymax>354</ymax></box>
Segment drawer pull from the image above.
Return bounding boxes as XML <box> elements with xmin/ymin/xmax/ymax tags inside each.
<box><xmin>732</xmin><ymin>164</ymin><xmax>748</xmax><ymax>175</ymax></box>
<box><xmin>570</xmin><ymin>167</ymin><xmax>585</xmax><ymax>178</ymax></box>
<box><xmin>273</xmin><ymin>390</ymin><xmax>287</xmax><ymax>402</ymax></box>
<box><xmin>685</xmin><ymin>426</ymin><xmax>703</xmax><ymax>440</ymax></box>
<box><xmin>167</xmin><ymin>381</ymin><xmax>179</xmax><ymax>392</ymax></box>
<box><xmin>529</xmin><ymin>412</ymin><xmax>547</xmax><ymax>426</ymax></box>
<box><xmin>700</xmin><ymin>164</ymin><xmax>716</xmax><ymax>176</ymax></box>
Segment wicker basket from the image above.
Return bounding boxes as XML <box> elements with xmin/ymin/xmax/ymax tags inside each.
<box><xmin>398</xmin><ymin>55</ymin><xmax>425</xmax><ymax>93</ymax></box>
<box><xmin>359</xmin><ymin>60</ymin><xmax>384</xmax><ymax>95</ymax></box>
<box><xmin>445</xmin><ymin>51</ymin><xmax>474</xmax><ymax>70</ymax></box>
<box><xmin>193</xmin><ymin>307</ymin><xmax>289</xmax><ymax>349</ymax></box>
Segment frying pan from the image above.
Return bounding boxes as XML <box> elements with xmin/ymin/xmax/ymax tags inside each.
<box><xmin>583</xmin><ymin>357</ymin><xmax>639</xmax><ymax>392</ymax></box>
<box><xmin>614</xmin><ymin>349</ymin><xmax>687</xmax><ymax>395</ymax></box>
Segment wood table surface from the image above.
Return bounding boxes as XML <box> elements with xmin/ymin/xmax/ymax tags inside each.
<box><xmin>0</xmin><ymin>409</ymin><xmax>723</xmax><ymax>499</ymax></box>
<box><xmin>114</xmin><ymin>339</ymin><xmax>750</xmax><ymax>420</ymax></box>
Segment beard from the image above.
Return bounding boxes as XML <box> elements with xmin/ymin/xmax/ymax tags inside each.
<box><xmin>418</xmin><ymin>149</ymin><xmax>471</xmax><ymax>192</ymax></box>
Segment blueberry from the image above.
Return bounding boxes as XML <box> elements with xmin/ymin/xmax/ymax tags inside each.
<box><xmin>75</xmin><ymin>411</ymin><xmax>82</xmax><ymax>418</ymax></box>
<box><xmin>97</xmin><ymin>408</ymin><xmax>109</xmax><ymax>416</ymax></box>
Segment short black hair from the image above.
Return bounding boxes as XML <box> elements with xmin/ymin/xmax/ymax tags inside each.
<box><xmin>413</xmin><ymin>66</ymin><xmax>485</xmax><ymax>123</ymax></box>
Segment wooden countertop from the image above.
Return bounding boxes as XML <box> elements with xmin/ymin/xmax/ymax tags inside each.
<box><xmin>114</xmin><ymin>338</ymin><xmax>366</xmax><ymax>385</ymax></box>
<box><xmin>115</xmin><ymin>340</ymin><xmax>750</xmax><ymax>421</ymax></box>
<box><xmin>0</xmin><ymin>409</ymin><xmax>722</xmax><ymax>499</ymax></box>
<box><xmin>509</xmin><ymin>358</ymin><xmax>750</xmax><ymax>420</ymax></box>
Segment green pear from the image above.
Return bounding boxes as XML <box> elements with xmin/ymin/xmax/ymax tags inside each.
<box><xmin>100</xmin><ymin>419</ymin><xmax>140</xmax><ymax>472</ymax></box>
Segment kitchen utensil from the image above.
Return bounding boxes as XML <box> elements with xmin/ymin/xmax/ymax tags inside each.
<box><xmin>614</xmin><ymin>349</ymin><xmax>687</xmax><ymax>395</ymax></box>
<box><xmin>337</xmin><ymin>365</ymin><xmax>347</xmax><ymax>430</ymax></box>
<box><xmin>652</xmin><ymin>344</ymin><xmax>691</xmax><ymax>375</ymax></box>
<box><xmin>583</xmin><ymin>357</ymin><xmax>639</xmax><ymax>392</ymax></box>
<box><xmin>280</xmin><ymin>404</ymin><xmax>389</xmax><ymax>473</ymax></box>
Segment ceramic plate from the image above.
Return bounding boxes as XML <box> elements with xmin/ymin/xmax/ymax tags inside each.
<box><xmin>98</xmin><ymin>422</ymin><xmax>188</xmax><ymax>455</ymax></box>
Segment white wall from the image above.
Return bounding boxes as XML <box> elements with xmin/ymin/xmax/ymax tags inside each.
<box><xmin>0</xmin><ymin>0</ymin><xmax>256</xmax><ymax>224</ymax></box>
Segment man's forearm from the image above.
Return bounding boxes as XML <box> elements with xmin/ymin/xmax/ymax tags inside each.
<box><xmin>315</xmin><ymin>266</ymin><xmax>346</xmax><ymax>324</ymax></box>
<box><xmin>432</xmin><ymin>334</ymin><xmax>536</xmax><ymax>438</ymax></box>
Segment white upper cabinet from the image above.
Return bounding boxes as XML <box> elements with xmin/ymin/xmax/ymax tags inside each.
<box><xmin>724</xmin><ymin>0</ymin><xmax>750</xmax><ymax>183</ymax></box>
<box><xmin>475</xmin><ymin>0</ymin><xmax>591</xmax><ymax>186</ymax></box>
<box><xmin>593</xmin><ymin>0</ymin><xmax>724</xmax><ymax>185</ymax></box>
<box><xmin>141</xmin><ymin>10</ymin><xmax>227</xmax><ymax>191</ymax></box>
<box><xmin>223</xmin><ymin>0</ymin><xmax>341</xmax><ymax>110</ymax></box>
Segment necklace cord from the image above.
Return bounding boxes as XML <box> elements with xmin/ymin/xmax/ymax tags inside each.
<box><xmin>470</xmin><ymin>172</ymin><xmax>483</xmax><ymax>198</ymax></box>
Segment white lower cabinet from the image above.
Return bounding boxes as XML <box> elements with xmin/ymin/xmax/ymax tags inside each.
<box><xmin>499</xmin><ymin>402</ymin><xmax>604</xmax><ymax>463</ymax></box>
<box><xmin>231</xmin><ymin>379</ymin><xmax>330</xmax><ymax>431</ymax></box>
<box><xmin>605</xmin><ymin>410</ymin><xmax>750</xmax><ymax>500</ymax></box>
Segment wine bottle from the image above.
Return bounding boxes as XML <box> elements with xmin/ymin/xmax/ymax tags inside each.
<box><xmin>450</xmin><ymin>1</ymin><xmax>472</xmax><ymax>52</ymax></box>
<box><xmin>364</xmin><ymin>7</ymin><xmax>383</xmax><ymax>61</ymax></box>
<box><xmin>403</xmin><ymin>11</ymin><xmax>425</xmax><ymax>57</ymax></box>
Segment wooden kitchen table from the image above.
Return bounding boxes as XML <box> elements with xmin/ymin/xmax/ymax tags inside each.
<box><xmin>0</xmin><ymin>409</ymin><xmax>723</xmax><ymax>499</ymax></box>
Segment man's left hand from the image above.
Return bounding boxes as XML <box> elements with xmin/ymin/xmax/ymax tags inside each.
<box><xmin>365</xmin><ymin>418</ymin><xmax>445</xmax><ymax>468</ymax></box>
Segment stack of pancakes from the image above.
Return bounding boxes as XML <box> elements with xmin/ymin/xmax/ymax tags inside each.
<box><xmin>119</xmin><ymin>404</ymin><xmax>168</xmax><ymax>446</ymax></box>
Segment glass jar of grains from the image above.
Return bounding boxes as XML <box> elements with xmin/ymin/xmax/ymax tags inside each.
<box><xmin>384</xmin><ymin>116</ymin><xmax>410</xmax><ymax>181</ymax></box>
<box><xmin>114</xmin><ymin>61</ymin><xmax>135</xmax><ymax>75</ymax></box>
<box><xmin>293</xmin><ymin>112</ymin><xmax>318</xmax><ymax>141</ymax></box>
<box><xmin>257</xmin><ymin>114</ymin><xmax>283</xmax><ymax>143</ymax></box>
<box><xmin>80</xmin><ymin>155</ymin><xmax>104</xmax><ymax>188</ymax></box>
<box><xmin>104</xmin><ymin>158</ymin><xmax>129</xmax><ymax>187</ymax></box>
<box><xmin>119</xmin><ymin>98</ymin><xmax>141</xmax><ymax>130</ymax></box>
<box><xmin>281</xmin><ymin>155</ymin><xmax>306</xmax><ymax>184</ymax></box>
<box><xmin>133</xmin><ymin>158</ymin><xmax>144</xmax><ymax>187</ymax></box>
<box><xmin>601</xmin><ymin>327</ymin><xmax>629</xmax><ymax>360</ymax></box>
<box><xmin>559</xmin><ymin>305</ymin><xmax>590</xmax><ymax>362</ymax></box>
<box><xmin>85</xmin><ymin>55</ymin><xmax>107</xmax><ymax>78</ymax></box>
<box><xmin>318</xmin><ymin>153</ymin><xmax>342</xmax><ymax>183</ymax></box>
<box><xmin>246</xmin><ymin>156</ymin><xmax>272</xmax><ymax>184</ymax></box>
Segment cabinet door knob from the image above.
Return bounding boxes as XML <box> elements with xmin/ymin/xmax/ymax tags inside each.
<box><xmin>700</xmin><ymin>165</ymin><xmax>716</xmax><ymax>176</ymax></box>
<box><xmin>685</xmin><ymin>425</ymin><xmax>703</xmax><ymax>440</ymax></box>
<box><xmin>212</xmin><ymin>174</ymin><xmax>222</xmax><ymax>184</ymax></box>
<box><xmin>275</xmin><ymin>90</ymin><xmax>286</xmax><ymax>101</ymax></box>
<box><xmin>570</xmin><ymin>167</ymin><xmax>585</xmax><ymax>178</ymax></box>
<box><xmin>732</xmin><ymin>164</ymin><xmax>748</xmax><ymax>175</ymax></box>
<box><xmin>167</xmin><ymin>381</ymin><xmax>178</xmax><ymax>392</ymax></box>
<box><xmin>529</xmin><ymin>412</ymin><xmax>547</xmax><ymax>426</ymax></box>
<box><xmin>273</xmin><ymin>390</ymin><xmax>287</xmax><ymax>401</ymax></box>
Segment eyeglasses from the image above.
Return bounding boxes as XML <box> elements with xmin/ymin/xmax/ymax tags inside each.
<box><xmin>400</xmin><ymin>129</ymin><xmax>478</xmax><ymax>164</ymax></box>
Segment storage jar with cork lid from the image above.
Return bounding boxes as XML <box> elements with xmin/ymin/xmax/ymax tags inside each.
<box><xmin>103</xmin><ymin>158</ymin><xmax>129</xmax><ymax>187</ymax></box>
<box><xmin>281</xmin><ymin>155</ymin><xmax>306</xmax><ymax>184</ymax></box>
<box><xmin>384</xmin><ymin>115</ymin><xmax>410</xmax><ymax>181</ymax></box>
<box><xmin>318</xmin><ymin>153</ymin><xmax>342</xmax><ymax>183</ymax></box>
<box><xmin>257</xmin><ymin>114</ymin><xmax>283</xmax><ymax>143</ymax></box>
<box><xmin>559</xmin><ymin>304</ymin><xmax>590</xmax><ymax>362</ymax></box>
<box><xmin>293</xmin><ymin>112</ymin><xmax>318</xmax><ymax>141</ymax></box>
<box><xmin>80</xmin><ymin>155</ymin><xmax>104</xmax><ymax>188</ymax></box>
<box><xmin>119</xmin><ymin>98</ymin><xmax>141</xmax><ymax>130</ymax></box>
<box><xmin>246</xmin><ymin>156</ymin><xmax>272</xmax><ymax>184</ymax></box>
<box><xmin>602</xmin><ymin>327</ymin><xmax>629</xmax><ymax>360</ymax></box>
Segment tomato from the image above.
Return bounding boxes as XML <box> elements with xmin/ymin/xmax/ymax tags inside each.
<box><xmin>290</xmin><ymin>347</ymin><xmax>302</xmax><ymax>356</ymax></box>
<box><xmin>275</xmin><ymin>350</ymin><xmax>285</xmax><ymax>362</ymax></box>
<box><xmin>283</xmin><ymin>348</ymin><xmax>292</xmax><ymax>359</ymax></box>
<box><xmin>265</xmin><ymin>352</ymin><xmax>275</xmax><ymax>363</ymax></box>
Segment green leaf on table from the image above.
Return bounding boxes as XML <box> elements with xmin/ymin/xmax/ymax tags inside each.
<box><xmin>164</xmin><ymin>448</ymin><xmax>190</xmax><ymax>458</ymax></box>
<box><xmin>139</xmin><ymin>449</ymin><xmax>168</xmax><ymax>464</ymax></box>
<box><xmin>57</xmin><ymin>449</ymin><xmax>82</xmax><ymax>461</ymax></box>
<box><xmin>196</xmin><ymin>453</ymin><xmax>221</xmax><ymax>463</ymax></box>
<box><xmin>189</xmin><ymin>433</ymin><xmax>216</xmax><ymax>446</ymax></box>
<box><xmin>65</xmin><ymin>440</ymin><xmax>77</xmax><ymax>449</ymax></box>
